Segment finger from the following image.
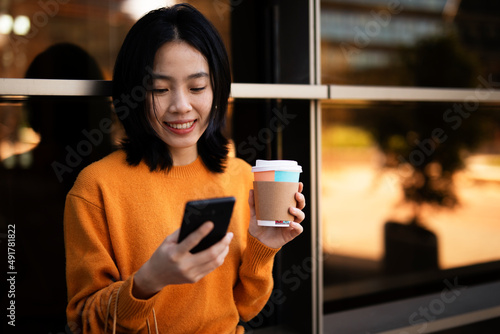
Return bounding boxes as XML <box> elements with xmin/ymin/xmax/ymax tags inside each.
<box><xmin>192</xmin><ymin>232</ymin><xmax>233</xmax><ymax>266</ymax></box>
<box><xmin>177</xmin><ymin>221</ymin><xmax>214</xmax><ymax>254</ymax></box>
<box><xmin>298</xmin><ymin>182</ymin><xmax>304</xmax><ymax>193</ymax></box>
<box><xmin>213</xmin><ymin>243</ymin><xmax>231</xmax><ymax>267</ymax></box>
<box><xmin>289</xmin><ymin>222</ymin><xmax>304</xmax><ymax>236</ymax></box>
<box><xmin>289</xmin><ymin>206</ymin><xmax>305</xmax><ymax>223</ymax></box>
<box><xmin>191</xmin><ymin>243</ymin><xmax>231</xmax><ymax>281</ymax></box>
<box><xmin>198</xmin><ymin>232</ymin><xmax>233</xmax><ymax>258</ymax></box>
<box><xmin>295</xmin><ymin>191</ymin><xmax>306</xmax><ymax>210</ymax></box>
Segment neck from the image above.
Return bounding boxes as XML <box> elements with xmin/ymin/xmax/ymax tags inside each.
<box><xmin>170</xmin><ymin>147</ymin><xmax>198</xmax><ymax>166</ymax></box>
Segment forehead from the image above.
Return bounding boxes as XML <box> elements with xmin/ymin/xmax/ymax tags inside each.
<box><xmin>153</xmin><ymin>41</ymin><xmax>209</xmax><ymax>78</ymax></box>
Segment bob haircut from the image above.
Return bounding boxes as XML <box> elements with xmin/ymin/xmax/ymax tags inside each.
<box><xmin>112</xmin><ymin>3</ymin><xmax>230</xmax><ymax>173</ymax></box>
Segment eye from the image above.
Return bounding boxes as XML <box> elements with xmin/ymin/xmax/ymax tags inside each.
<box><xmin>152</xmin><ymin>88</ymin><xmax>169</xmax><ymax>94</ymax></box>
<box><xmin>190</xmin><ymin>87</ymin><xmax>206</xmax><ymax>93</ymax></box>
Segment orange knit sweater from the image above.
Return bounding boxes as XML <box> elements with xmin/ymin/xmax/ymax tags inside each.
<box><xmin>64</xmin><ymin>150</ymin><xmax>279</xmax><ymax>333</ymax></box>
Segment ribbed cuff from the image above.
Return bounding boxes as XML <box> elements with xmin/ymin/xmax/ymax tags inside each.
<box><xmin>246</xmin><ymin>233</ymin><xmax>280</xmax><ymax>274</ymax></box>
<box><xmin>115</xmin><ymin>274</ymin><xmax>158</xmax><ymax>321</ymax></box>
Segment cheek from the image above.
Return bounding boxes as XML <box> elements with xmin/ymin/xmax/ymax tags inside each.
<box><xmin>200</xmin><ymin>106</ymin><xmax>213</xmax><ymax>129</ymax></box>
<box><xmin>198</xmin><ymin>92</ymin><xmax>214</xmax><ymax>118</ymax></box>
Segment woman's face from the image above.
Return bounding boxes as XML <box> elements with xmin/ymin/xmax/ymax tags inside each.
<box><xmin>148</xmin><ymin>41</ymin><xmax>213</xmax><ymax>165</ymax></box>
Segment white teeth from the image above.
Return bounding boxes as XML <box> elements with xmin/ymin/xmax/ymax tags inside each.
<box><xmin>167</xmin><ymin>121</ymin><xmax>194</xmax><ymax>129</ymax></box>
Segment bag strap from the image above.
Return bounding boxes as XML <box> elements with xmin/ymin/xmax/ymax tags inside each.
<box><xmin>146</xmin><ymin>308</ymin><xmax>159</xmax><ymax>334</ymax></box>
<box><xmin>152</xmin><ymin>307</ymin><xmax>158</xmax><ymax>334</ymax></box>
<box><xmin>104</xmin><ymin>287</ymin><xmax>115</xmax><ymax>333</ymax></box>
<box><xmin>104</xmin><ymin>284</ymin><xmax>158</xmax><ymax>334</ymax></box>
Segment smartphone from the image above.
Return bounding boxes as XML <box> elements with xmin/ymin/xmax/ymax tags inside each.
<box><xmin>178</xmin><ymin>196</ymin><xmax>236</xmax><ymax>253</ymax></box>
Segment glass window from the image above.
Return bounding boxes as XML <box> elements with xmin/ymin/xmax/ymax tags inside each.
<box><xmin>321</xmin><ymin>99</ymin><xmax>500</xmax><ymax>309</ymax></box>
<box><xmin>0</xmin><ymin>96</ymin><xmax>117</xmax><ymax>332</ymax></box>
<box><xmin>0</xmin><ymin>0</ymin><xmax>233</xmax><ymax>79</ymax></box>
<box><xmin>321</xmin><ymin>0</ymin><xmax>500</xmax><ymax>87</ymax></box>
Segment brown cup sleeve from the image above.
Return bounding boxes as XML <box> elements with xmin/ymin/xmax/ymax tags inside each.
<box><xmin>253</xmin><ymin>181</ymin><xmax>299</xmax><ymax>221</ymax></box>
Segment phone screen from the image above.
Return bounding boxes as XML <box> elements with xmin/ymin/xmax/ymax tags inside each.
<box><xmin>178</xmin><ymin>197</ymin><xmax>235</xmax><ymax>253</ymax></box>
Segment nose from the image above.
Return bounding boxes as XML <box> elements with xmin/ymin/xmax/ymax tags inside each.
<box><xmin>168</xmin><ymin>89</ymin><xmax>192</xmax><ymax>114</ymax></box>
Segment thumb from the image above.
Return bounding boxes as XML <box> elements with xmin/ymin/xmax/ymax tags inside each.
<box><xmin>248</xmin><ymin>189</ymin><xmax>256</xmax><ymax>216</ymax></box>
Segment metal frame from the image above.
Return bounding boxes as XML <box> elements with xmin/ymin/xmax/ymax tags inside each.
<box><xmin>328</xmin><ymin>84</ymin><xmax>500</xmax><ymax>102</ymax></box>
<box><xmin>0</xmin><ymin>78</ymin><xmax>112</xmax><ymax>97</ymax></box>
<box><xmin>309</xmin><ymin>0</ymin><xmax>323</xmax><ymax>333</ymax></box>
<box><xmin>2</xmin><ymin>79</ymin><xmax>500</xmax><ymax>103</ymax></box>
<box><xmin>324</xmin><ymin>281</ymin><xmax>500</xmax><ymax>333</ymax></box>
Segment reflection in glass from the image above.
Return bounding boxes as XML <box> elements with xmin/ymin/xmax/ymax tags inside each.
<box><xmin>0</xmin><ymin>43</ymin><xmax>115</xmax><ymax>332</ymax></box>
<box><xmin>321</xmin><ymin>101</ymin><xmax>500</xmax><ymax>299</ymax></box>
<box><xmin>0</xmin><ymin>0</ymin><xmax>232</xmax><ymax>79</ymax></box>
<box><xmin>321</xmin><ymin>0</ymin><xmax>500</xmax><ymax>87</ymax></box>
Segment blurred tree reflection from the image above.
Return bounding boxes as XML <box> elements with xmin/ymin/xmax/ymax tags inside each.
<box><xmin>368</xmin><ymin>34</ymin><xmax>487</xmax><ymax>215</ymax></box>
<box><xmin>355</xmin><ymin>34</ymin><xmax>499</xmax><ymax>274</ymax></box>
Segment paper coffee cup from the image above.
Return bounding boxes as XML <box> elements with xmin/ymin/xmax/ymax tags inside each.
<box><xmin>252</xmin><ymin>160</ymin><xmax>302</xmax><ymax>227</ymax></box>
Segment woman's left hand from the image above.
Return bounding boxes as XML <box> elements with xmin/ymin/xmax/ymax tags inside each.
<box><xmin>248</xmin><ymin>182</ymin><xmax>305</xmax><ymax>249</ymax></box>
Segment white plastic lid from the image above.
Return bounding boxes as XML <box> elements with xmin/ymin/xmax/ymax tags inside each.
<box><xmin>251</xmin><ymin>160</ymin><xmax>302</xmax><ymax>173</ymax></box>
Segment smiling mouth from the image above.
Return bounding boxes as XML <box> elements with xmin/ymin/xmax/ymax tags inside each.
<box><xmin>165</xmin><ymin>120</ymin><xmax>195</xmax><ymax>129</ymax></box>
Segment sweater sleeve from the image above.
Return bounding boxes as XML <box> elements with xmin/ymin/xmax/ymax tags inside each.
<box><xmin>233</xmin><ymin>232</ymin><xmax>280</xmax><ymax>322</ymax></box>
<box><xmin>64</xmin><ymin>193</ymin><xmax>158</xmax><ymax>333</ymax></box>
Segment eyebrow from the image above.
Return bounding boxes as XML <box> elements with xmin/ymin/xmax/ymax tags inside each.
<box><xmin>151</xmin><ymin>71</ymin><xmax>209</xmax><ymax>81</ymax></box>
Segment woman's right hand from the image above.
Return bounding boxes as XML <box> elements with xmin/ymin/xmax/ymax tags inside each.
<box><xmin>132</xmin><ymin>222</ymin><xmax>233</xmax><ymax>300</ymax></box>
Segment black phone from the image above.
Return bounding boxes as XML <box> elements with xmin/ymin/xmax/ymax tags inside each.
<box><xmin>178</xmin><ymin>197</ymin><xmax>236</xmax><ymax>253</ymax></box>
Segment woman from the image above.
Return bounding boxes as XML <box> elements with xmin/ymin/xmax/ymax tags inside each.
<box><xmin>64</xmin><ymin>4</ymin><xmax>305</xmax><ymax>333</ymax></box>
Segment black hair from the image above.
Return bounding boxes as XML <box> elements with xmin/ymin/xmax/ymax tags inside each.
<box><xmin>112</xmin><ymin>3</ymin><xmax>230</xmax><ymax>173</ymax></box>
